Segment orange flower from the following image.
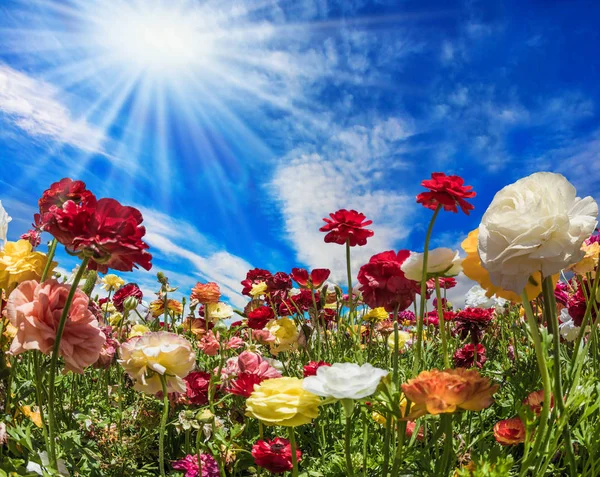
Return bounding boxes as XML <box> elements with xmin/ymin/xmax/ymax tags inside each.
<box><xmin>401</xmin><ymin>368</ymin><xmax>498</xmax><ymax>420</ymax></box>
<box><xmin>461</xmin><ymin>229</ymin><xmax>557</xmax><ymax>303</ymax></box>
<box><xmin>148</xmin><ymin>298</ymin><xmax>183</xmax><ymax>317</ymax></box>
<box><xmin>190</xmin><ymin>282</ymin><xmax>221</xmax><ymax>304</ymax></box>
<box><xmin>493</xmin><ymin>417</ymin><xmax>526</xmax><ymax>445</ymax></box>
<box><xmin>523</xmin><ymin>389</ymin><xmax>554</xmax><ymax>416</ymax></box>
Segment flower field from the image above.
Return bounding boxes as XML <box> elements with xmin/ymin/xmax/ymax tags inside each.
<box><xmin>1</xmin><ymin>172</ymin><xmax>600</xmax><ymax>476</ymax></box>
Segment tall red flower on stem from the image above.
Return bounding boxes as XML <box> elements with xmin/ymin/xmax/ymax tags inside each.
<box><xmin>252</xmin><ymin>438</ymin><xmax>302</xmax><ymax>474</ymax></box>
<box><xmin>38</xmin><ymin>178</ymin><xmax>94</xmax><ymax>215</ymax></box>
<box><xmin>291</xmin><ymin>268</ymin><xmax>331</xmax><ymax>289</ymax></box>
<box><xmin>319</xmin><ymin>209</ymin><xmax>374</xmax><ymax>246</ymax></box>
<box><xmin>416</xmin><ymin>172</ymin><xmax>476</xmax><ymax>215</ymax></box>
<box><xmin>43</xmin><ymin>196</ymin><xmax>152</xmax><ymax>273</ymax></box>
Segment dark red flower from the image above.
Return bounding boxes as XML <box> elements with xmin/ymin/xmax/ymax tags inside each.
<box><xmin>184</xmin><ymin>371</ymin><xmax>211</xmax><ymax>406</ymax></box>
<box><xmin>357</xmin><ymin>250</ymin><xmax>420</xmax><ymax>312</ymax></box>
<box><xmin>423</xmin><ymin>310</ymin><xmax>455</xmax><ymax>327</ymax></box>
<box><xmin>20</xmin><ymin>228</ymin><xmax>42</xmax><ymax>248</ymax></box>
<box><xmin>247</xmin><ymin>306</ymin><xmax>275</xmax><ymax>330</ymax></box>
<box><xmin>266</xmin><ymin>272</ymin><xmax>292</xmax><ymax>304</ymax></box>
<box><xmin>416</xmin><ymin>172</ymin><xmax>476</xmax><ymax>215</ymax></box>
<box><xmin>454</xmin><ymin>307</ymin><xmax>493</xmax><ymax>344</ymax></box>
<box><xmin>241</xmin><ymin>268</ymin><xmax>273</xmax><ymax>296</ymax></box>
<box><xmin>38</xmin><ymin>178</ymin><xmax>94</xmax><ymax>215</ymax></box>
<box><xmin>172</xmin><ymin>453</ymin><xmax>219</xmax><ymax>477</ymax></box>
<box><xmin>252</xmin><ymin>438</ymin><xmax>301</xmax><ymax>474</ymax></box>
<box><xmin>289</xmin><ymin>289</ymin><xmax>319</xmax><ymax>313</ymax></box>
<box><xmin>43</xmin><ymin>196</ymin><xmax>152</xmax><ymax>273</ymax></box>
<box><xmin>453</xmin><ymin>343</ymin><xmax>487</xmax><ymax>368</ymax></box>
<box><xmin>228</xmin><ymin>372</ymin><xmax>264</xmax><ymax>398</ymax></box>
<box><xmin>319</xmin><ymin>209</ymin><xmax>374</xmax><ymax>247</ymax></box>
<box><xmin>291</xmin><ymin>268</ymin><xmax>331</xmax><ymax>288</ymax></box>
<box><xmin>230</xmin><ymin>320</ymin><xmax>243</xmax><ymax>328</ymax></box>
<box><xmin>303</xmin><ymin>361</ymin><xmax>331</xmax><ymax>377</ymax></box>
<box><xmin>568</xmin><ymin>281</ymin><xmax>598</xmax><ymax>327</ymax></box>
<box><xmin>320</xmin><ymin>308</ymin><xmax>337</xmax><ymax>323</ymax></box>
<box><xmin>112</xmin><ymin>283</ymin><xmax>143</xmax><ymax>312</ymax></box>
<box><xmin>554</xmin><ymin>281</ymin><xmax>569</xmax><ymax>308</ymax></box>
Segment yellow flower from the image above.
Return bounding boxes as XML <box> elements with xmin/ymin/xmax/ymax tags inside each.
<box><xmin>372</xmin><ymin>411</ymin><xmax>387</xmax><ymax>425</ymax></box>
<box><xmin>101</xmin><ymin>274</ymin><xmax>124</xmax><ymax>292</ymax></box>
<box><xmin>569</xmin><ymin>242</ymin><xmax>600</xmax><ymax>275</ymax></box>
<box><xmin>20</xmin><ymin>405</ymin><xmax>43</xmax><ymax>428</ymax></box>
<box><xmin>0</xmin><ymin>240</ymin><xmax>56</xmax><ymax>291</ymax></box>
<box><xmin>250</xmin><ymin>282</ymin><xmax>268</xmax><ymax>297</ymax></box>
<box><xmin>118</xmin><ymin>331</ymin><xmax>196</xmax><ymax>394</ymax></box>
<box><xmin>149</xmin><ymin>298</ymin><xmax>183</xmax><ymax>318</ymax></box>
<box><xmin>109</xmin><ymin>312</ymin><xmax>123</xmax><ymax>327</ymax></box>
<box><xmin>246</xmin><ymin>377</ymin><xmax>320</xmax><ymax>427</ymax></box>
<box><xmin>266</xmin><ymin>317</ymin><xmax>299</xmax><ymax>355</ymax></box>
<box><xmin>461</xmin><ymin>229</ymin><xmax>551</xmax><ymax>303</ymax></box>
<box><xmin>387</xmin><ymin>330</ymin><xmax>412</xmax><ymax>350</ymax></box>
<box><xmin>129</xmin><ymin>324</ymin><xmax>150</xmax><ymax>338</ymax></box>
<box><xmin>364</xmin><ymin>307</ymin><xmax>388</xmax><ymax>323</ymax></box>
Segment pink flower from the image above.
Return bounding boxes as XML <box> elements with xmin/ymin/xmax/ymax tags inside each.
<box><xmin>172</xmin><ymin>453</ymin><xmax>219</xmax><ymax>477</ymax></box>
<box><xmin>7</xmin><ymin>280</ymin><xmax>106</xmax><ymax>373</ymax></box>
<box><xmin>252</xmin><ymin>329</ymin><xmax>276</xmax><ymax>344</ymax></box>
<box><xmin>198</xmin><ymin>331</ymin><xmax>220</xmax><ymax>356</ymax></box>
<box><xmin>226</xmin><ymin>336</ymin><xmax>244</xmax><ymax>350</ymax></box>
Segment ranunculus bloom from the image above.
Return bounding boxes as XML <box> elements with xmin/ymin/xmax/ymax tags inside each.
<box><xmin>401</xmin><ymin>368</ymin><xmax>498</xmax><ymax>420</ymax></box>
<box><xmin>453</xmin><ymin>343</ymin><xmax>486</xmax><ymax>368</ymax></box>
<box><xmin>303</xmin><ymin>360</ymin><xmax>332</xmax><ymax>377</ymax></box>
<box><xmin>568</xmin><ymin>281</ymin><xmax>598</xmax><ymax>327</ymax></box>
<box><xmin>221</xmin><ymin>351</ymin><xmax>282</xmax><ymax>385</ymax></box>
<box><xmin>100</xmin><ymin>274</ymin><xmax>124</xmax><ymax>292</ymax></box>
<box><xmin>358</xmin><ymin>250</ymin><xmax>420</xmax><ymax>312</ymax></box>
<box><xmin>190</xmin><ymin>282</ymin><xmax>221</xmax><ymax>304</ymax></box>
<box><xmin>494</xmin><ymin>417</ymin><xmax>526</xmax><ymax>445</ymax></box>
<box><xmin>319</xmin><ymin>209</ymin><xmax>374</xmax><ymax>246</ymax></box>
<box><xmin>0</xmin><ymin>240</ymin><xmax>56</xmax><ymax>292</ymax></box>
<box><xmin>461</xmin><ymin>229</ymin><xmax>549</xmax><ymax>303</ymax></box>
<box><xmin>184</xmin><ymin>371</ymin><xmax>211</xmax><ymax>405</ymax></box>
<box><xmin>247</xmin><ymin>306</ymin><xmax>274</xmax><ymax>330</ymax></box>
<box><xmin>94</xmin><ymin>327</ymin><xmax>119</xmax><ymax>369</ymax></box>
<box><xmin>43</xmin><ymin>196</ymin><xmax>153</xmax><ymax>274</ymax></box>
<box><xmin>206</xmin><ymin>302</ymin><xmax>233</xmax><ymax>320</ymax></box>
<box><xmin>118</xmin><ymin>331</ymin><xmax>195</xmax><ymax>394</ymax></box>
<box><xmin>246</xmin><ymin>377</ymin><xmax>320</xmax><ymax>427</ymax></box>
<box><xmin>559</xmin><ymin>309</ymin><xmax>580</xmax><ymax>342</ymax></box>
<box><xmin>172</xmin><ymin>453</ymin><xmax>219</xmax><ymax>477</ymax></box>
<box><xmin>0</xmin><ymin>200</ymin><xmax>12</xmax><ymax>243</ymax></box>
<box><xmin>569</xmin><ymin>241</ymin><xmax>600</xmax><ymax>275</ymax></box>
<box><xmin>7</xmin><ymin>279</ymin><xmax>106</xmax><ymax>373</ymax></box>
<box><xmin>198</xmin><ymin>331</ymin><xmax>220</xmax><ymax>356</ymax></box>
<box><xmin>38</xmin><ymin>178</ymin><xmax>94</xmax><ymax>215</ymax></box>
<box><xmin>266</xmin><ymin>272</ymin><xmax>292</xmax><ymax>304</ymax></box>
<box><xmin>253</xmin><ymin>329</ymin><xmax>276</xmax><ymax>344</ymax></box>
<box><xmin>416</xmin><ymin>172</ymin><xmax>476</xmax><ymax>215</ymax></box>
<box><xmin>479</xmin><ymin>172</ymin><xmax>598</xmax><ymax>294</ymax></box>
<box><xmin>303</xmin><ymin>362</ymin><xmax>388</xmax><ymax>400</ymax></box>
<box><xmin>464</xmin><ymin>285</ymin><xmax>507</xmax><ymax>311</ymax></box>
<box><xmin>149</xmin><ymin>298</ymin><xmax>183</xmax><ymax>318</ymax></box>
<box><xmin>364</xmin><ymin>307</ymin><xmax>389</xmax><ymax>323</ymax></box>
<box><xmin>554</xmin><ymin>281</ymin><xmax>569</xmax><ymax>307</ymax></box>
<box><xmin>387</xmin><ymin>330</ymin><xmax>412</xmax><ymax>351</ymax></box>
<box><xmin>291</xmin><ymin>268</ymin><xmax>331</xmax><ymax>288</ymax></box>
<box><xmin>112</xmin><ymin>283</ymin><xmax>143</xmax><ymax>312</ymax></box>
<box><xmin>252</xmin><ymin>438</ymin><xmax>301</xmax><ymax>474</ymax></box>
<box><xmin>265</xmin><ymin>317</ymin><xmax>299</xmax><ymax>355</ymax></box>
<box><xmin>454</xmin><ymin>308</ymin><xmax>494</xmax><ymax>344</ymax></box>
<box><xmin>241</xmin><ymin>268</ymin><xmax>273</xmax><ymax>296</ymax></box>
<box><xmin>401</xmin><ymin>248</ymin><xmax>463</xmax><ymax>282</ymax></box>
<box><xmin>523</xmin><ymin>390</ymin><xmax>554</xmax><ymax>416</ymax></box>
<box><xmin>229</xmin><ymin>373</ymin><xmax>264</xmax><ymax>398</ymax></box>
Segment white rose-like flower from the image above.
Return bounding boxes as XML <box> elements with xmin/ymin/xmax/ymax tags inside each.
<box><xmin>302</xmin><ymin>362</ymin><xmax>388</xmax><ymax>400</ymax></box>
<box><xmin>206</xmin><ymin>302</ymin><xmax>233</xmax><ymax>320</ymax></box>
<box><xmin>465</xmin><ymin>285</ymin><xmax>507</xmax><ymax>311</ymax></box>
<box><xmin>401</xmin><ymin>248</ymin><xmax>463</xmax><ymax>281</ymax></box>
<box><xmin>0</xmin><ymin>200</ymin><xmax>12</xmax><ymax>244</ymax></box>
<box><xmin>559</xmin><ymin>308</ymin><xmax>580</xmax><ymax>342</ymax></box>
<box><xmin>479</xmin><ymin>172</ymin><xmax>598</xmax><ymax>293</ymax></box>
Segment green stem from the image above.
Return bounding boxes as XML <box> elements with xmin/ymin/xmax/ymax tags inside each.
<box><xmin>47</xmin><ymin>256</ymin><xmax>89</xmax><ymax>470</ymax></box>
<box><xmin>343</xmin><ymin>399</ymin><xmax>356</xmax><ymax>477</ymax></box>
<box><xmin>434</xmin><ymin>277</ymin><xmax>450</xmax><ymax>368</ymax></box>
<box><xmin>288</xmin><ymin>426</ymin><xmax>299</xmax><ymax>477</ymax></box>
<box><xmin>33</xmin><ymin>352</ymin><xmax>50</xmax><ymax>453</ymax></box>
<box><xmin>438</xmin><ymin>414</ymin><xmax>454</xmax><ymax>476</ymax></box>
<box><xmin>412</xmin><ymin>205</ymin><xmax>441</xmax><ymax>375</ymax></box>
<box><xmin>159</xmin><ymin>374</ymin><xmax>169</xmax><ymax>477</ymax></box>
<box><xmin>346</xmin><ymin>239</ymin><xmax>354</xmax><ymax>325</ymax></box>
<box><xmin>519</xmin><ymin>291</ymin><xmax>552</xmax><ymax>476</ymax></box>
<box><xmin>41</xmin><ymin>239</ymin><xmax>58</xmax><ymax>282</ymax></box>
<box><xmin>541</xmin><ymin>276</ymin><xmax>576</xmax><ymax>474</ymax></box>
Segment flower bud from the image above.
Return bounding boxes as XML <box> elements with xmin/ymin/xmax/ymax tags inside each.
<box><xmin>196</xmin><ymin>409</ymin><xmax>214</xmax><ymax>422</ymax></box>
<box><xmin>123</xmin><ymin>296</ymin><xmax>140</xmax><ymax>312</ymax></box>
<box><xmin>213</xmin><ymin>320</ymin><xmax>228</xmax><ymax>334</ymax></box>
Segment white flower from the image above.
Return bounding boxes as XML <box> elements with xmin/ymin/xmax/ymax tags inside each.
<box><xmin>0</xmin><ymin>200</ymin><xmax>12</xmax><ymax>244</ymax></box>
<box><xmin>465</xmin><ymin>285</ymin><xmax>507</xmax><ymax>311</ymax></box>
<box><xmin>302</xmin><ymin>362</ymin><xmax>388</xmax><ymax>400</ymax></box>
<box><xmin>263</xmin><ymin>357</ymin><xmax>284</xmax><ymax>372</ymax></box>
<box><xmin>479</xmin><ymin>172</ymin><xmax>598</xmax><ymax>294</ymax></box>
<box><xmin>559</xmin><ymin>308</ymin><xmax>580</xmax><ymax>342</ymax></box>
<box><xmin>401</xmin><ymin>248</ymin><xmax>463</xmax><ymax>281</ymax></box>
<box><xmin>206</xmin><ymin>302</ymin><xmax>233</xmax><ymax>320</ymax></box>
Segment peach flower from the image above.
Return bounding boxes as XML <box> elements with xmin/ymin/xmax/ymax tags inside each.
<box><xmin>198</xmin><ymin>331</ymin><xmax>220</xmax><ymax>356</ymax></box>
<box><xmin>401</xmin><ymin>368</ymin><xmax>498</xmax><ymax>420</ymax></box>
<box><xmin>494</xmin><ymin>417</ymin><xmax>526</xmax><ymax>445</ymax></box>
<box><xmin>7</xmin><ymin>279</ymin><xmax>106</xmax><ymax>373</ymax></box>
<box><xmin>191</xmin><ymin>282</ymin><xmax>221</xmax><ymax>304</ymax></box>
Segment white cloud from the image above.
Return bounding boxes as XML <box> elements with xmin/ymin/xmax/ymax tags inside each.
<box><xmin>0</xmin><ymin>64</ymin><xmax>105</xmax><ymax>153</ymax></box>
<box><xmin>270</xmin><ymin>117</ymin><xmax>415</xmax><ymax>284</ymax></box>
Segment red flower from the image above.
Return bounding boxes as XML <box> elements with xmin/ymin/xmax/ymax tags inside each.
<box><xmin>38</xmin><ymin>178</ymin><xmax>94</xmax><ymax>215</ymax></box>
<box><xmin>423</xmin><ymin>310</ymin><xmax>455</xmax><ymax>327</ymax></box>
<box><xmin>357</xmin><ymin>250</ymin><xmax>420</xmax><ymax>312</ymax></box>
<box><xmin>241</xmin><ymin>268</ymin><xmax>272</xmax><ymax>296</ymax></box>
<box><xmin>568</xmin><ymin>281</ymin><xmax>598</xmax><ymax>327</ymax></box>
<box><xmin>319</xmin><ymin>209</ymin><xmax>374</xmax><ymax>247</ymax></box>
<box><xmin>303</xmin><ymin>361</ymin><xmax>331</xmax><ymax>377</ymax></box>
<box><xmin>416</xmin><ymin>172</ymin><xmax>476</xmax><ymax>215</ymax></box>
<box><xmin>184</xmin><ymin>371</ymin><xmax>211</xmax><ymax>406</ymax></box>
<box><xmin>454</xmin><ymin>307</ymin><xmax>493</xmax><ymax>344</ymax></box>
<box><xmin>247</xmin><ymin>306</ymin><xmax>274</xmax><ymax>330</ymax></box>
<box><xmin>44</xmin><ymin>196</ymin><xmax>152</xmax><ymax>273</ymax></box>
<box><xmin>266</xmin><ymin>272</ymin><xmax>292</xmax><ymax>304</ymax></box>
<box><xmin>228</xmin><ymin>372</ymin><xmax>264</xmax><ymax>398</ymax></box>
<box><xmin>291</xmin><ymin>268</ymin><xmax>331</xmax><ymax>288</ymax></box>
<box><xmin>453</xmin><ymin>343</ymin><xmax>486</xmax><ymax>368</ymax></box>
<box><xmin>252</xmin><ymin>438</ymin><xmax>301</xmax><ymax>474</ymax></box>
<box><xmin>494</xmin><ymin>417</ymin><xmax>526</xmax><ymax>445</ymax></box>
<box><xmin>112</xmin><ymin>283</ymin><xmax>143</xmax><ymax>312</ymax></box>
<box><xmin>523</xmin><ymin>390</ymin><xmax>554</xmax><ymax>416</ymax></box>
<box><xmin>172</xmin><ymin>453</ymin><xmax>219</xmax><ymax>477</ymax></box>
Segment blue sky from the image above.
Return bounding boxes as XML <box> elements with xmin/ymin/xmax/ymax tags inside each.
<box><xmin>1</xmin><ymin>0</ymin><xmax>599</xmax><ymax>307</ymax></box>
